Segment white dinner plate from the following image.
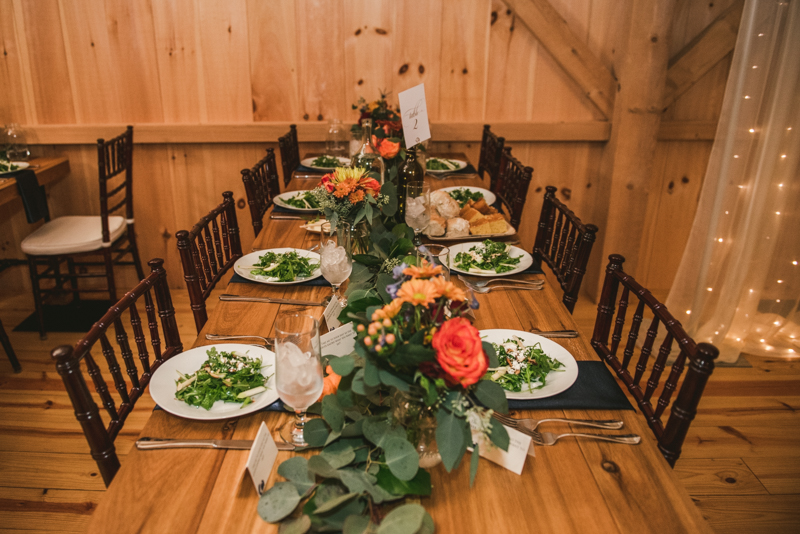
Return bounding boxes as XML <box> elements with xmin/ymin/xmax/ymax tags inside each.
<box><xmin>479</xmin><ymin>330</ymin><xmax>579</xmax><ymax>400</ymax></box>
<box><xmin>234</xmin><ymin>248</ymin><xmax>322</xmax><ymax>285</ymax></box>
<box><xmin>437</xmin><ymin>186</ymin><xmax>496</xmax><ymax>207</ymax></box>
<box><xmin>149</xmin><ymin>343</ymin><xmax>278</xmax><ymax>421</ymax></box>
<box><xmin>448</xmin><ymin>242</ymin><xmax>532</xmax><ymax>277</ymax></box>
<box><xmin>274</xmin><ymin>191</ymin><xmax>323</xmax><ymax>213</ymax></box>
<box><xmin>301</xmin><ymin>156</ymin><xmax>351</xmax><ymax>171</ymax></box>
<box><xmin>0</xmin><ymin>161</ymin><xmax>30</xmax><ymax>175</ymax></box>
<box><xmin>426</xmin><ymin>158</ymin><xmax>467</xmax><ymax>174</ymax></box>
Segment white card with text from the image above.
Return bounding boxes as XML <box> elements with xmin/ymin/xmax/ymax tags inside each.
<box><xmin>470</xmin><ymin>422</ymin><xmax>532</xmax><ymax>475</ymax></box>
<box><xmin>398</xmin><ymin>84</ymin><xmax>431</xmax><ymax>149</ymax></box>
<box><xmin>321</xmin><ymin>322</ymin><xmax>357</xmax><ymax>358</ymax></box>
<box><xmin>323</xmin><ymin>295</ymin><xmax>343</xmax><ymax>331</ymax></box>
<box><xmin>245</xmin><ymin>422</ymin><xmax>279</xmax><ymax>495</ymax></box>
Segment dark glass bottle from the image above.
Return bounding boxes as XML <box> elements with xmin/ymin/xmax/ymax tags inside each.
<box><xmin>397</xmin><ymin>146</ymin><xmax>424</xmax><ymax>220</ymax></box>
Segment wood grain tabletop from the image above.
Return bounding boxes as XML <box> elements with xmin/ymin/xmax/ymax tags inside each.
<box><xmin>0</xmin><ymin>156</ymin><xmax>70</xmax><ymax>208</ymax></box>
<box><xmin>87</xmin><ymin>173</ymin><xmax>712</xmax><ymax>534</ymax></box>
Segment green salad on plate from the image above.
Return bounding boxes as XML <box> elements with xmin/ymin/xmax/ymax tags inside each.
<box><xmin>247</xmin><ymin>250</ymin><xmax>319</xmax><ymax>282</ymax></box>
<box><xmin>281</xmin><ymin>191</ymin><xmax>320</xmax><ymax>210</ymax></box>
<box><xmin>454</xmin><ymin>240</ymin><xmax>521</xmax><ymax>274</ymax></box>
<box><xmin>175</xmin><ymin>347</ymin><xmax>271</xmax><ymax>410</ymax></box>
<box><xmin>448</xmin><ymin>187</ymin><xmax>484</xmax><ymax>207</ymax></box>
<box><xmin>426</xmin><ymin>157</ymin><xmax>461</xmax><ymax>171</ymax></box>
<box><xmin>311</xmin><ymin>155</ymin><xmax>345</xmax><ymax>169</ymax></box>
<box><xmin>488</xmin><ymin>336</ymin><xmax>564</xmax><ymax>393</ymax></box>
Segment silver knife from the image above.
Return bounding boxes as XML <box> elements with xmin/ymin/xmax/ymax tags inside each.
<box><xmin>135</xmin><ymin>437</ymin><xmax>294</xmax><ymax>451</ymax></box>
<box><xmin>270</xmin><ymin>215</ymin><xmax>304</xmax><ymax>220</ymax></box>
<box><xmin>219</xmin><ymin>294</ymin><xmax>325</xmax><ymax>307</ymax></box>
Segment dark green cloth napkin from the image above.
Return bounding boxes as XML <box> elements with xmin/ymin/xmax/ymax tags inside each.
<box><xmin>10</xmin><ymin>168</ymin><xmax>49</xmax><ymax>223</ymax></box>
<box><xmin>507</xmin><ymin>361</ymin><xmax>634</xmax><ymax>411</ymax></box>
<box><xmin>229</xmin><ymin>272</ymin><xmax>330</xmax><ymax>286</ymax></box>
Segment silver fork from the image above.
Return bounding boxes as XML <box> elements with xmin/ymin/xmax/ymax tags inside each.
<box><xmin>205</xmin><ymin>333</ymin><xmax>273</xmax><ymax>348</ymax></box>
<box><xmin>528</xmin><ymin>430</ymin><xmax>640</xmax><ymax>446</ymax></box>
<box><xmin>492</xmin><ymin>411</ymin><xmax>623</xmax><ymax>432</ymax></box>
<box><xmin>457</xmin><ymin>274</ymin><xmax>543</xmax><ymax>288</ymax></box>
<box><xmin>465</xmin><ymin>283</ymin><xmax>542</xmax><ymax>294</ymax></box>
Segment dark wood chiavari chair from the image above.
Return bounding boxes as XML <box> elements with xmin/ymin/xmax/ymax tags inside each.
<box><xmin>278</xmin><ymin>124</ymin><xmax>300</xmax><ymax>187</ymax></box>
<box><xmin>533</xmin><ymin>186</ymin><xmax>599</xmax><ymax>313</ymax></box>
<box><xmin>477</xmin><ymin>124</ymin><xmax>505</xmax><ymax>189</ymax></box>
<box><xmin>492</xmin><ymin>147</ymin><xmax>533</xmax><ymax>230</ymax></box>
<box><xmin>0</xmin><ymin>318</ymin><xmax>21</xmax><ymax>373</ymax></box>
<box><xmin>591</xmin><ymin>254</ymin><xmax>719</xmax><ymax>467</ymax></box>
<box><xmin>22</xmin><ymin>126</ymin><xmax>145</xmax><ymax>339</ymax></box>
<box><xmin>51</xmin><ymin>259</ymin><xmax>183</xmax><ymax>485</ymax></box>
<box><xmin>241</xmin><ymin>148</ymin><xmax>281</xmax><ymax>237</ymax></box>
<box><xmin>176</xmin><ymin>191</ymin><xmax>243</xmax><ymax>333</ymax></box>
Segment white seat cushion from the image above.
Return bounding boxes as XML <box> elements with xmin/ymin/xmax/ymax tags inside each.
<box><xmin>21</xmin><ymin>216</ymin><xmax>127</xmax><ymax>255</ymax></box>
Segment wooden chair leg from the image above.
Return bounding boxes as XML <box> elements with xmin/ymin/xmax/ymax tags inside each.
<box><xmin>0</xmin><ymin>319</ymin><xmax>21</xmax><ymax>373</ymax></box>
<box><xmin>27</xmin><ymin>258</ymin><xmax>47</xmax><ymax>340</ymax></box>
<box><xmin>102</xmin><ymin>248</ymin><xmax>117</xmax><ymax>302</ymax></box>
<box><xmin>127</xmin><ymin>227</ymin><xmax>146</xmax><ymax>281</ymax></box>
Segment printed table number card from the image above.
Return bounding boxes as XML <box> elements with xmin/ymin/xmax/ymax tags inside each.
<box><xmin>323</xmin><ymin>295</ymin><xmax>343</xmax><ymax>331</ymax></box>
<box><xmin>245</xmin><ymin>422</ymin><xmax>280</xmax><ymax>495</ymax></box>
<box><xmin>321</xmin><ymin>322</ymin><xmax>357</xmax><ymax>358</ymax></box>
<box><xmin>398</xmin><ymin>84</ymin><xmax>431</xmax><ymax>149</ymax></box>
<box><xmin>469</xmin><ymin>420</ymin><xmax>533</xmax><ymax>475</ymax></box>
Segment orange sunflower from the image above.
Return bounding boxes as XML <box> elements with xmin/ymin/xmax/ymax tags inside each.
<box><xmin>396</xmin><ymin>279</ymin><xmax>438</xmax><ymax>307</ymax></box>
<box><xmin>430</xmin><ymin>276</ymin><xmax>467</xmax><ymax>302</ymax></box>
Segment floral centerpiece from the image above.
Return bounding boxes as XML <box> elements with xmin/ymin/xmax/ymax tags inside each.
<box><xmin>312</xmin><ymin>166</ymin><xmax>396</xmax><ymax>254</ymax></box>
<box><xmin>353</xmin><ymin>93</ymin><xmax>406</xmax><ymax>185</ymax></box>
<box><xmin>257</xmin><ymin>257</ymin><xmax>510</xmax><ymax>532</ymax></box>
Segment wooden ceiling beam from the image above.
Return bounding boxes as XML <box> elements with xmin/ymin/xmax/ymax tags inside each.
<box><xmin>503</xmin><ymin>0</ymin><xmax>617</xmax><ymax>119</ymax></box>
<box><xmin>662</xmin><ymin>0</ymin><xmax>744</xmax><ymax>110</ymax></box>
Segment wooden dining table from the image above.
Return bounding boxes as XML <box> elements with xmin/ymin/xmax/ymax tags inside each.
<box><xmin>0</xmin><ymin>156</ymin><xmax>70</xmax><ymax>208</ymax></box>
<box><xmin>86</xmin><ymin>172</ymin><xmax>712</xmax><ymax>533</ymax></box>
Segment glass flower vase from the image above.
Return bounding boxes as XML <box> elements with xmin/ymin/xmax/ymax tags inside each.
<box><xmin>391</xmin><ymin>389</ymin><xmax>441</xmax><ymax>468</ymax></box>
<box><xmin>343</xmin><ymin>219</ymin><xmax>371</xmax><ymax>257</ymax></box>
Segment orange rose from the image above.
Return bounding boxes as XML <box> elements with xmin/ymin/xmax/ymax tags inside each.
<box><xmin>377</xmin><ymin>138</ymin><xmax>400</xmax><ymax>159</ymax></box>
<box><xmin>431</xmin><ymin>318</ymin><xmax>487</xmax><ymax>387</ymax></box>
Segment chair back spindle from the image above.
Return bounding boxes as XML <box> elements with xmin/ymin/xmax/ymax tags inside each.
<box><xmin>278</xmin><ymin>125</ymin><xmax>300</xmax><ymax>187</ymax></box>
<box><xmin>477</xmin><ymin>125</ymin><xmax>505</xmax><ymax>188</ymax></box>
<box><xmin>493</xmin><ymin>147</ymin><xmax>533</xmax><ymax>230</ymax></box>
<box><xmin>176</xmin><ymin>191</ymin><xmax>243</xmax><ymax>333</ymax></box>
<box><xmin>241</xmin><ymin>148</ymin><xmax>281</xmax><ymax>236</ymax></box>
<box><xmin>591</xmin><ymin>254</ymin><xmax>718</xmax><ymax>466</ymax></box>
<box><xmin>532</xmin><ymin>186</ymin><xmax>599</xmax><ymax>313</ymax></box>
<box><xmin>97</xmin><ymin>126</ymin><xmax>134</xmax><ymax>245</ymax></box>
<box><xmin>52</xmin><ymin>259</ymin><xmax>183</xmax><ymax>485</ymax></box>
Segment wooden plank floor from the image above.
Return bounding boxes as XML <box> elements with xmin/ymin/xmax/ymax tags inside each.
<box><xmin>1</xmin><ymin>283</ymin><xmax>798</xmax><ymax>533</ymax></box>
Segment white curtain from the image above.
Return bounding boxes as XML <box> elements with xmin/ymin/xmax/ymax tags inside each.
<box><xmin>666</xmin><ymin>0</ymin><xmax>800</xmax><ymax>363</ymax></box>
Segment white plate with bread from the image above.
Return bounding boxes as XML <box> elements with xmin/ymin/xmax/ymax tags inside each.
<box><xmin>425</xmin><ymin>189</ymin><xmax>514</xmax><ymax>240</ymax></box>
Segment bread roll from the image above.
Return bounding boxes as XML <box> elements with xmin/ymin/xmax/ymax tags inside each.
<box><xmin>430</xmin><ymin>190</ymin><xmax>461</xmax><ymax>219</ymax></box>
<box><xmin>426</xmin><ymin>212</ymin><xmax>446</xmax><ymax>237</ymax></box>
<box><xmin>446</xmin><ymin>217</ymin><xmax>470</xmax><ymax>237</ymax></box>
<box><xmin>460</xmin><ymin>207</ymin><xmax>483</xmax><ymax>222</ymax></box>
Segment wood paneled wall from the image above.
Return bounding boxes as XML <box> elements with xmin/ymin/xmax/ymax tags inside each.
<box><xmin>0</xmin><ymin>0</ymin><xmax>736</xmax><ymax>299</ymax></box>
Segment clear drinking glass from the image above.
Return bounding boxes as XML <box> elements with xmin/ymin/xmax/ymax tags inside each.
<box><xmin>319</xmin><ymin>223</ymin><xmax>352</xmax><ymax>307</ymax></box>
<box><xmin>4</xmin><ymin>123</ymin><xmax>30</xmax><ymax>161</ymax></box>
<box><xmin>275</xmin><ymin>313</ymin><xmax>324</xmax><ymax>447</ymax></box>
<box><xmin>405</xmin><ymin>183</ymin><xmax>431</xmax><ymax>248</ymax></box>
<box><xmin>418</xmin><ymin>244</ymin><xmax>451</xmax><ymax>281</ymax></box>
<box><xmin>326</xmin><ymin>119</ymin><xmax>347</xmax><ymax>158</ymax></box>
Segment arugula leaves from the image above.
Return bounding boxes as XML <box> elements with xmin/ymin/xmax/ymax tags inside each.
<box><xmin>311</xmin><ymin>155</ymin><xmax>345</xmax><ymax>169</ymax></box>
<box><xmin>448</xmin><ymin>187</ymin><xmax>484</xmax><ymax>207</ymax></box>
<box><xmin>454</xmin><ymin>240</ymin><xmax>521</xmax><ymax>274</ymax></box>
<box><xmin>250</xmin><ymin>251</ymin><xmax>319</xmax><ymax>282</ymax></box>
<box><xmin>489</xmin><ymin>338</ymin><xmax>564</xmax><ymax>393</ymax></box>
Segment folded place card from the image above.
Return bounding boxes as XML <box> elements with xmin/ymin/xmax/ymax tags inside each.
<box><xmin>469</xmin><ymin>420</ymin><xmax>532</xmax><ymax>475</ymax></box>
<box><xmin>323</xmin><ymin>296</ymin><xmax>343</xmax><ymax>330</ymax></box>
<box><xmin>321</xmin><ymin>322</ymin><xmax>357</xmax><ymax>358</ymax></box>
<box><xmin>246</xmin><ymin>422</ymin><xmax>280</xmax><ymax>495</ymax></box>
<box><xmin>398</xmin><ymin>84</ymin><xmax>431</xmax><ymax>149</ymax></box>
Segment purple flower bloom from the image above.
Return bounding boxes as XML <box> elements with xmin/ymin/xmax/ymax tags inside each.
<box><xmin>386</xmin><ymin>281</ymin><xmax>403</xmax><ymax>300</ymax></box>
<box><xmin>392</xmin><ymin>263</ymin><xmax>409</xmax><ymax>281</ymax></box>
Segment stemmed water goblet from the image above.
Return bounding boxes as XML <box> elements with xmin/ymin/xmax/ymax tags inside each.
<box><xmin>405</xmin><ymin>183</ymin><xmax>431</xmax><ymax>248</ymax></box>
<box><xmin>319</xmin><ymin>223</ymin><xmax>352</xmax><ymax>307</ymax></box>
<box><xmin>274</xmin><ymin>312</ymin><xmax>324</xmax><ymax>447</ymax></box>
